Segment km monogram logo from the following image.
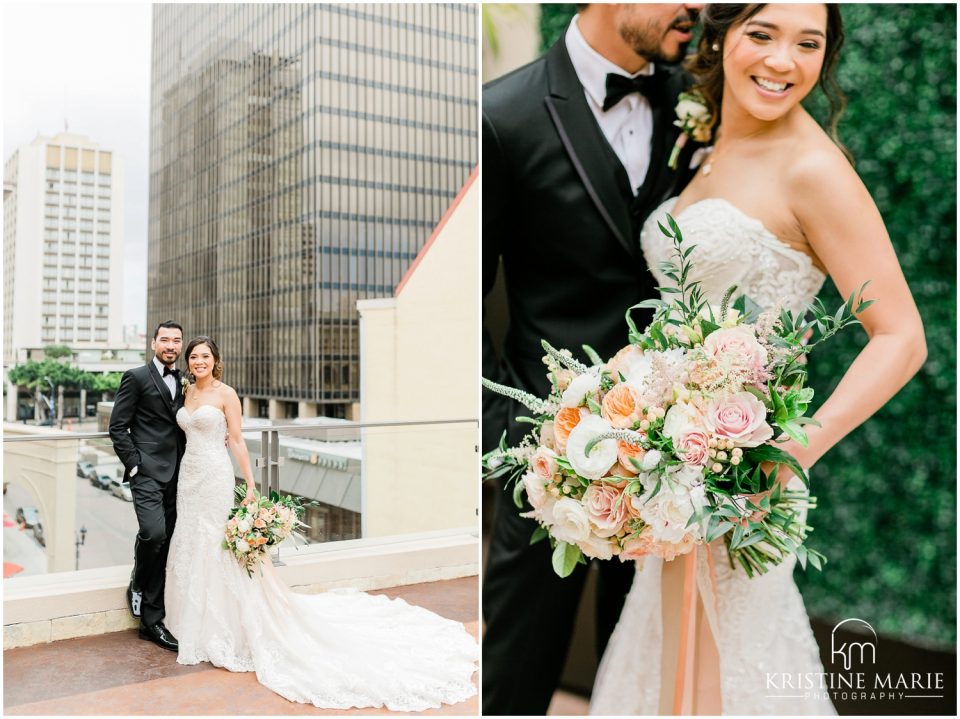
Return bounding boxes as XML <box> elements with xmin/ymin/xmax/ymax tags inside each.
<box><xmin>831</xmin><ymin>618</ymin><xmax>877</xmax><ymax>671</ymax></box>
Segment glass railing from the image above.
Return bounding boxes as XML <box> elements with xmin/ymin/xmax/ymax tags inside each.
<box><xmin>2</xmin><ymin>418</ymin><xmax>478</xmax><ymax>580</ymax></box>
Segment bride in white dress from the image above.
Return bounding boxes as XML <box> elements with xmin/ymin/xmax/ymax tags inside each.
<box><xmin>591</xmin><ymin>4</ymin><xmax>925</xmax><ymax>715</ymax></box>
<box><xmin>164</xmin><ymin>336</ymin><xmax>478</xmax><ymax>711</ymax></box>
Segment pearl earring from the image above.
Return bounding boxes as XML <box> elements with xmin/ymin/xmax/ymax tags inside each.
<box><xmin>712</xmin><ymin>42</ymin><xmax>720</xmax><ymax>52</ymax></box>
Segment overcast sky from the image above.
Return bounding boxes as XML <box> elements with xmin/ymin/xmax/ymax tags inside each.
<box><xmin>3</xmin><ymin>1</ymin><xmax>152</xmax><ymax>331</ymax></box>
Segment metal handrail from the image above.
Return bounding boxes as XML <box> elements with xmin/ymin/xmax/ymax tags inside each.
<box><xmin>2</xmin><ymin>417</ymin><xmax>478</xmax><ymax>443</ymax></box>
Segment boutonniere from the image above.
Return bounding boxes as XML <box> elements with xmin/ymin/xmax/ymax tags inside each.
<box><xmin>668</xmin><ymin>90</ymin><xmax>713</xmax><ymax>170</ymax></box>
<box><xmin>181</xmin><ymin>376</ymin><xmax>190</xmax><ymax>394</ymax></box>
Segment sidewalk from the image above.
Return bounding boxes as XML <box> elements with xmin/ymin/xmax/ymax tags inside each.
<box><xmin>4</xmin><ymin>576</ymin><xmax>478</xmax><ymax>715</ymax></box>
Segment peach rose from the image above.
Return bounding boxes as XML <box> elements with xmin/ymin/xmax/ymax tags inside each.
<box><xmin>554</xmin><ymin>407</ymin><xmax>586</xmax><ymax>453</ymax></box>
<box><xmin>650</xmin><ymin>532</ymin><xmax>698</xmax><ymax>561</ymax></box>
<box><xmin>531</xmin><ymin>447</ymin><xmax>559</xmax><ymax>482</ymax></box>
<box><xmin>617</xmin><ymin>440</ymin><xmax>646</xmax><ymax>475</ymax></box>
<box><xmin>620</xmin><ymin>527</ymin><xmax>657</xmax><ymax>562</ymax></box>
<box><xmin>583</xmin><ymin>480</ymin><xmax>636</xmax><ymax>538</ymax></box>
<box><xmin>601</xmin><ymin>383</ymin><xmax>642</xmax><ymax>429</ymax></box>
<box><xmin>704</xmin><ymin>392</ymin><xmax>773</xmax><ymax>448</ymax></box>
<box><xmin>254</xmin><ymin>518</ymin><xmax>267</xmax><ymax>529</ymax></box>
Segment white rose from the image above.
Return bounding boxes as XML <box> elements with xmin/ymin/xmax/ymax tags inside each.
<box><xmin>539</xmin><ymin>495</ymin><xmax>558</xmax><ymax>526</ymax></box>
<box><xmin>676</xmin><ymin>98</ymin><xmax>708</xmax><ymax>121</ymax></box>
<box><xmin>234</xmin><ymin>538</ymin><xmax>251</xmax><ymax>554</ymax></box>
<box><xmin>565</xmin><ymin>415</ymin><xmax>619</xmax><ymax>480</ymax></box>
<box><xmin>666</xmin><ymin>462</ymin><xmax>705</xmax><ymax>489</ymax></box>
<box><xmin>662</xmin><ymin>401</ymin><xmax>704</xmax><ymax>443</ymax></box>
<box><xmin>550</xmin><ymin>497</ymin><xmax>592</xmax><ymax>545</ymax></box>
<box><xmin>622</xmin><ymin>353</ymin><xmax>654</xmax><ymax>389</ymax></box>
<box><xmin>578</xmin><ymin>534</ymin><xmax>617</xmax><ymax>560</ymax></box>
<box><xmin>237</xmin><ymin>518</ymin><xmax>252</xmax><ymax>533</ymax></box>
<box><xmin>642</xmin><ymin>449</ymin><xmax>662</xmax><ymax>471</ymax></box>
<box><xmin>640</xmin><ymin>488</ymin><xmax>696</xmax><ymax>544</ymax></box>
<box><xmin>561</xmin><ymin>371</ymin><xmax>602</xmax><ymax>408</ymax></box>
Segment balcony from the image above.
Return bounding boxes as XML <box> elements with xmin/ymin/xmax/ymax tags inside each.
<box><xmin>4</xmin><ymin>418</ymin><xmax>478</xmax><ymax>714</ymax></box>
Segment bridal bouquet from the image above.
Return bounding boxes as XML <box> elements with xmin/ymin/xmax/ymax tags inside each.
<box><xmin>483</xmin><ymin>215</ymin><xmax>871</xmax><ymax>579</ymax></box>
<box><xmin>223</xmin><ymin>487</ymin><xmax>310</xmax><ymax>576</ymax></box>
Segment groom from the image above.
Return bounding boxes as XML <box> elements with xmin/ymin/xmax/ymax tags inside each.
<box><xmin>482</xmin><ymin>3</ymin><xmax>704</xmax><ymax>714</ymax></box>
<box><xmin>109</xmin><ymin>320</ymin><xmax>186</xmax><ymax>651</ymax></box>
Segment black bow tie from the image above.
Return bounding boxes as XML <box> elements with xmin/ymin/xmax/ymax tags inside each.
<box><xmin>163</xmin><ymin>366</ymin><xmax>180</xmax><ymax>379</ymax></box>
<box><xmin>603</xmin><ymin>72</ymin><xmax>665</xmax><ymax>112</ymax></box>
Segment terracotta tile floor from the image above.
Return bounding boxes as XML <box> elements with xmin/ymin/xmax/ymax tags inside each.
<box><xmin>4</xmin><ymin>577</ymin><xmax>478</xmax><ymax>716</ymax></box>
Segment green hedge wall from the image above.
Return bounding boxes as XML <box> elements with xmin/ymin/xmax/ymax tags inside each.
<box><xmin>538</xmin><ymin>4</ymin><xmax>956</xmax><ymax>647</ymax></box>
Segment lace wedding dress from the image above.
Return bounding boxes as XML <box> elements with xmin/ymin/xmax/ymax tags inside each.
<box><xmin>164</xmin><ymin>405</ymin><xmax>478</xmax><ymax>711</ymax></box>
<box><xmin>590</xmin><ymin>198</ymin><xmax>836</xmax><ymax>716</ymax></box>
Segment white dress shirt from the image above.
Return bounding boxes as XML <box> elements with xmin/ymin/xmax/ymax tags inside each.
<box><xmin>565</xmin><ymin>15</ymin><xmax>655</xmax><ymax>194</ymax></box>
<box><xmin>153</xmin><ymin>356</ymin><xmax>177</xmax><ymax>400</ymax></box>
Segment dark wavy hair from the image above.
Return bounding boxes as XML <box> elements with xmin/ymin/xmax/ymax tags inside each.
<box><xmin>184</xmin><ymin>336</ymin><xmax>223</xmax><ymax>382</ymax></box>
<box><xmin>688</xmin><ymin>4</ymin><xmax>848</xmax><ymax>156</ymax></box>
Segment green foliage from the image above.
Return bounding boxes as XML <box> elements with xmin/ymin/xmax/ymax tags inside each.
<box><xmin>7</xmin><ymin>361</ymin><xmax>121</xmax><ymax>394</ymax></box>
<box><xmin>795</xmin><ymin>4</ymin><xmax>957</xmax><ymax>649</ymax></box>
<box><xmin>43</xmin><ymin>344</ymin><xmax>73</xmax><ymax>359</ymax></box>
<box><xmin>538</xmin><ymin>4</ymin><xmax>957</xmax><ymax>647</ymax></box>
<box><xmin>539</xmin><ymin>4</ymin><xmax>576</xmax><ymax>51</ymax></box>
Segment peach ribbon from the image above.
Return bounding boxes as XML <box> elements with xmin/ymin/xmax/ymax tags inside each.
<box><xmin>658</xmin><ymin>545</ymin><xmax>723</xmax><ymax>715</ymax></box>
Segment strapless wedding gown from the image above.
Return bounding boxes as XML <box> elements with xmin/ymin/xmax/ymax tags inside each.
<box><xmin>164</xmin><ymin>405</ymin><xmax>478</xmax><ymax>711</ymax></box>
<box><xmin>589</xmin><ymin>198</ymin><xmax>836</xmax><ymax>716</ymax></box>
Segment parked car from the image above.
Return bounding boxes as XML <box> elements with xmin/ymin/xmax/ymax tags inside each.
<box><xmin>77</xmin><ymin>462</ymin><xmax>97</xmax><ymax>481</ymax></box>
<box><xmin>15</xmin><ymin>506</ymin><xmax>40</xmax><ymax>529</ymax></box>
<box><xmin>33</xmin><ymin>521</ymin><xmax>45</xmax><ymax>547</ymax></box>
<box><xmin>110</xmin><ymin>478</ymin><xmax>133</xmax><ymax>502</ymax></box>
<box><xmin>92</xmin><ymin>473</ymin><xmax>112</xmax><ymax>491</ymax></box>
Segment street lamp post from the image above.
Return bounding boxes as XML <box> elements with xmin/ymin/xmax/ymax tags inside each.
<box><xmin>75</xmin><ymin>525</ymin><xmax>87</xmax><ymax>570</ymax></box>
<box><xmin>43</xmin><ymin>377</ymin><xmax>55</xmax><ymax>426</ymax></box>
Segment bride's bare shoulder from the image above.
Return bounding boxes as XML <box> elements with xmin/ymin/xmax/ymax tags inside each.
<box><xmin>785</xmin><ymin>130</ymin><xmax>867</xmax><ymax>210</ymax></box>
<box><xmin>214</xmin><ymin>382</ymin><xmax>239</xmax><ymax>402</ymax></box>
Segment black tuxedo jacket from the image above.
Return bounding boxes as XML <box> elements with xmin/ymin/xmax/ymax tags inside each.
<box><xmin>109</xmin><ymin>362</ymin><xmax>186</xmax><ymax>483</ymax></box>
<box><xmin>482</xmin><ymin>34</ymin><xmax>701</xmax><ymax>451</ymax></box>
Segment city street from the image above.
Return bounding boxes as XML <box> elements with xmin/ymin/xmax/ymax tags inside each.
<box><xmin>3</xmin><ymin>470</ymin><xmax>139</xmax><ymax>575</ymax></box>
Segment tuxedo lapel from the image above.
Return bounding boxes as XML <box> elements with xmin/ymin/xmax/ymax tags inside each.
<box><xmin>147</xmin><ymin>362</ymin><xmax>178</xmax><ymax>419</ymax></box>
<box><xmin>544</xmin><ymin>40</ymin><xmax>636</xmax><ymax>260</ymax></box>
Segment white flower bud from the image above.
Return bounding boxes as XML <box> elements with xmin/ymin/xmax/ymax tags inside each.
<box><xmin>712</xmin><ymin>463</ymin><xmax>723</xmax><ymax>474</ymax></box>
<box><xmin>717</xmin><ymin>451</ymin><xmax>728</xmax><ymax>461</ymax></box>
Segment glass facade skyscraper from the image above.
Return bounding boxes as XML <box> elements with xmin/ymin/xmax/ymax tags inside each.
<box><xmin>148</xmin><ymin>3</ymin><xmax>477</xmax><ymax>418</ymax></box>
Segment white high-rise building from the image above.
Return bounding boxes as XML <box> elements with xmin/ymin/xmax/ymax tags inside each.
<box><xmin>3</xmin><ymin>133</ymin><xmax>125</xmax><ymax>364</ymax></box>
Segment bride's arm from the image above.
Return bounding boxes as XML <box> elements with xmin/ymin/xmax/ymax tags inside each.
<box><xmin>780</xmin><ymin>148</ymin><xmax>927</xmax><ymax>472</ymax></box>
<box><xmin>223</xmin><ymin>387</ymin><xmax>257</xmax><ymax>503</ymax></box>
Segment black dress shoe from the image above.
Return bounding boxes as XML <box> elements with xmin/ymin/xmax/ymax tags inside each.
<box><xmin>139</xmin><ymin>621</ymin><xmax>179</xmax><ymax>652</ymax></box>
<box><xmin>127</xmin><ymin>583</ymin><xmax>142</xmax><ymax>619</ymax></box>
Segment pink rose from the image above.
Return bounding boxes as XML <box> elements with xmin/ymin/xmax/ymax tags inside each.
<box><xmin>530</xmin><ymin>447</ymin><xmax>559</xmax><ymax>482</ymax></box>
<box><xmin>704</xmin><ymin>392</ymin><xmax>773</xmax><ymax>448</ymax></box>
<box><xmin>703</xmin><ymin>326</ymin><xmax>767</xmax><ymax>372</ymax></box>
<box><xmin>675</xmin><ymin>429</ymin><xmax>710</xmax><ymax>466</ymax></box>
<box><xmin>583</xmin><ymin>480</ymin><xmax>636</xmax><ymax>538</ymax></box>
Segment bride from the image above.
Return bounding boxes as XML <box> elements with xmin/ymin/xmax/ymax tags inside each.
<box><xmin>163</xmin><ymin>336</ymin><xmax>478</xmax><ymax>711</ymax></box>
<box><xmin>590</xmin><ymin>4</ymin><xmax>925</xmax><ymax>716</ymax></box>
